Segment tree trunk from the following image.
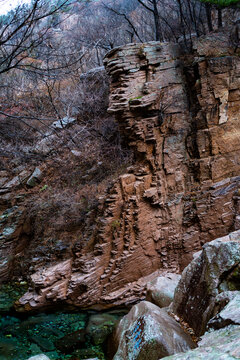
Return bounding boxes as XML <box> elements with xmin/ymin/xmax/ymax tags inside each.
<box><xmin>218</xmin><ymin>8</ymin><xmax>223</xmax><ymax>28</ymax></box>
<box><xmin>177</xmin><ymin>0</ymin><xmax>188</xmax><ymax>47</ymax></box>
<box><xmin>187</xmin><ymin>0</ymin><xmax>200</xmax><ymax>37</ymax></box>
<box><xmin>153</xmin><ymin>0</ymin><xmax>162</xmax><ymax>41</ymax></box>
<box><xmin>205</xmin><ymin>3</ymin><xmax>213</xmax><ymax>32</ymax></box>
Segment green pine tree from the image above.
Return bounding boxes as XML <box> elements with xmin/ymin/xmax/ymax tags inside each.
<box><xmin>199</xmin><ymin>0</ymin><xmax>239</xmax><ymax>31</ymax></box>
<box><xmin>199</xmin><ymin>0</ymin><xmax>239</xmax><ymax>8</ymax></box>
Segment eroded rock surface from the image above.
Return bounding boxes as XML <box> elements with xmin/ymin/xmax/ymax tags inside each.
<box><xmin>208</xmin><ymin>292</ymin><xmax>240</xmax><ymax>330</ymax></box>
<box><xmin>1</xmin><ymin>30</ymin><xmax>238</xmax><ymax>311</ymax></box>
<box><xmin>0</xmin><ymin>206</ymin><xmax>30</xmax><ymax>282</ymax></box>
<box><xmin>162</xmin><ymin>325</ymin><xmax>240</xmax><ymax>360</ymax></box>
<box><xmin>171</xmin><ymin>230</ymin><xmax>240</xmax><ymax>336</ymax></box>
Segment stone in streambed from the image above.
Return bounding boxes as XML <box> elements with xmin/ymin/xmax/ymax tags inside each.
<box><xmin>146</xmin><ymin>273</ymin><xmax>181</xmax><ymax>308</ymax></box>
<box><xmin>29</xmin><ymin>335</ymin><xmax>55</xmax><ymax>352</ymax></box>
<box><xmin>54</xmin><ymin>329</ymin><xmax>86</xmax><ymax>353</ymax></box>
<box><xmin>86</xmin><ymin>313</ymin><xmax>119</xmax><ymax>345</ymax></box>
<box><xmin>0</xmin><ymin>337</ymin><xmax>19</xmax><ymax>359</ymax></box>
<box><xmin>113</xmin><ymin>301</ymin><xmax>196</xmax><ymax>360</ymax></box>
<box><xmin>28</xmin><ymin>343</ymin><xmax>42</xmax><ymax>355</ymax></box>
<box><xmin>72</xmin><ymin>346</ymin><xmax>104</xmax><ymax>359</ymax></box>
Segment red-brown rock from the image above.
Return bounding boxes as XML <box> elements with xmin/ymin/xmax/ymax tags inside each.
<box><xmin>11</xmin><ymin>30</ymin><xmax>240</xmax><ymax>311</ymax></box>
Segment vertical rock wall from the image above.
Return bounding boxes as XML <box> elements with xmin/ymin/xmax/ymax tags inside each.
<box><xmin>17</xmin><ymin>34</ymin><xmax>240</xmax><ymax>311</ymax></box>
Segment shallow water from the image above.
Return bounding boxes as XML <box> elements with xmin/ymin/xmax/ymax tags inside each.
<box><xmin>0</xmin><ymin>282</ymin><xmax>126</xmax><ymax>359</ymax></box>
<box><xmin>0</xmin><ymin>309</ymin><xmax>126</xmax><ymax>360</ymax></box>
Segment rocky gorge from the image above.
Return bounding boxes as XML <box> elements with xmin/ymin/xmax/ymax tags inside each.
<box><xmin>0</xmin><ymin>25</ymin><xmax>240</xmax><ymax>360</ymax></box>
<box><xmin>112</xmin><ymin>230</ymin><xmax>240</xmax><ymax>360</ymax></box>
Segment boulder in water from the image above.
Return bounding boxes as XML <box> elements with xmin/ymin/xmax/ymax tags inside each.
<box><xmin>113</xmin><ymin>301</ymin><xmax>196</xmax><ymax>360</ymax></box>
<box><xmin>54</xmin><ymin>329</ymin><xmax>86</xmax><ymax>353</ymax></box>
<box><xmin>86</xmin><ymin>312</ymin><xmax>119</xmax><ymax>345</ymax></box>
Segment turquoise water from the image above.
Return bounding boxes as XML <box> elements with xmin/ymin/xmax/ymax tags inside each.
<box><xmin>0</xmin><ymin>282</ymin><xmax>126</xmax><ymax>359</ymax></box>
<box><xmin>0</xmin><ymin>309</ymin><xmax>126</xmax><ymax>360</ymax></box>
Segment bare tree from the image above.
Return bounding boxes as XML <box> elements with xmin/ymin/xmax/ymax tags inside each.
<box><xmin>137</xmin><ymin>0</ymin><xmax>163</xmax><ymax>41</ymax></box>
<box><xmin>197</xmin><ymin>0</ymin><xmax>240</xmax><ymax>30</ymax></box>
<box><xmin>0</xmin><ymin>0</ymin><xmax>74</xmax><ymax>75</ymax></box>
<box><xmin>103</xmin><ymin>3</ymin><xmax>143</xmax><ymax>43</ymax></box>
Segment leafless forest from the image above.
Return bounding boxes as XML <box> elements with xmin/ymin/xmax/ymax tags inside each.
<box><xmin>0</xmin><ymin>0</ymin><xmax>239</xmax><ymax>224</ymax></box>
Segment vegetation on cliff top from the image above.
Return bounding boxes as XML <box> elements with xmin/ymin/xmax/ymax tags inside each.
<box><xmin>199</xmin><ymin>0</ymin><xmax>240</xmax><ymax>7</ymax></box>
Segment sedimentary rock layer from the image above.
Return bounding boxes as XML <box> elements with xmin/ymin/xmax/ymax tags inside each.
<box><xmin>11</xmin><ymin>31</ymin><xmax>240</xmax><ymax>311</ymax></box>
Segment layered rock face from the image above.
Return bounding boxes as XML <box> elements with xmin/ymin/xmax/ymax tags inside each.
<box><xmin>14</xmin><ymin>31</ymin><xmax>240</xmax><ymax>311</ymax></box>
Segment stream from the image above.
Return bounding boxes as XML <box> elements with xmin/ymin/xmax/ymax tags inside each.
<box><xmin>0</xmin><ymin>283</ymin><xmax>127</xmax><ymax>360</ymax></box>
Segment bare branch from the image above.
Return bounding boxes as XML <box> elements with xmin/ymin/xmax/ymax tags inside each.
<box><xmin>136</xmin><ymin>0</ymin><xmax>154</xmax><ymax>13</ymax></box>
<box><xmin>103</xmin><ymin>4</ymin><xmax>143</xmax><ymax>43</ymax></box>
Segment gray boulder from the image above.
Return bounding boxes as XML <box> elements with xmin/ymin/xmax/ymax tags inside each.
<box><xmin>113</xmin><ymin>301</ymin><xmax>196</xmax><ymax>360</ymax></box>
<box><xmin>146</xmin><ymin>273</ymin><xmax>181</xmax><ymax>308</ymax></box>
<box><xmin>208</xmin><ymin>292</ymin><xmax>240</xmax><ymax>330</ymax></box>
<box><xmin>27</xmin><ymin>168</ymin><xmax>43</xmax><ymax>187</ymax></box>
<box><xmin>162</xmin><ymin>325</ymin><xmax>240</xmax><ymax>360</ymax></box>
<box><xmin>171</xmin><ymin>230</ymin><xmax>240</xmax><ymax>336</ymax></box>
<box><xmin>34</xmin><ymin>135</ymin><xmax>56</xmax><ymax>155</ymax></box>
<box><xmin>51</xmin><ymin>116</ymin><xmax>76</xmax><ymax>130</ymax></box>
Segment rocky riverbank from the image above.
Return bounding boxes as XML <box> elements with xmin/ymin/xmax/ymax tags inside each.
<box><xmin>112</xmin><ymin>230</ymin><xmax>240</xmax><ymax>359</ymax></box>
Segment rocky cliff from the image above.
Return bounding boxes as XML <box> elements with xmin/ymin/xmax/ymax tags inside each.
<box><xmin>1</xmin><ymin>29</ymin><xmax>239</xmax><ymax>312</ymax></box>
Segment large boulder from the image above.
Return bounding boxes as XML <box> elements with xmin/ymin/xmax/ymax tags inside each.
<box><xmin>207</xmin><ymin>292</ymin><xmax>240</xmax><ymax>330</ymax></box>
<box><xmin>113</xmin><ymin>301</ymin><xmax>196</xmax><ymax>360</ymax></box>
<box><xmin>171</xmin><ymin>230</ymin><xmax>240</xmax><ymax>336</ymax></box>
<box><xmin>146</xmin><ymin>273</ymin><xmax>181</xmax><ymax>308</ymax></box>
<box><xmin>161</xmin><ymin>325</ymin><xmax>240</xmax><ymax>360</ymax></box>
